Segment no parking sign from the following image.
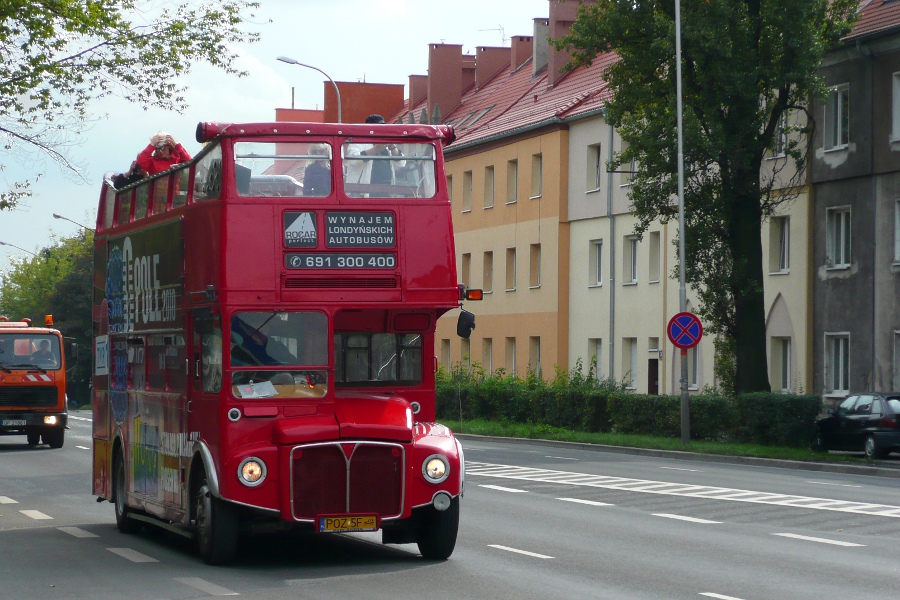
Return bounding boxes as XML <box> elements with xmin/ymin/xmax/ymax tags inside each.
<box><xmin>667</xmin><ymin>312</ymin><xmax>703</xmax><ymax>352</ymax></box>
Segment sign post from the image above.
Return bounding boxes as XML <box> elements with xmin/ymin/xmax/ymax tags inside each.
<box><xmin>667</xmin><ymin>312</ymin><xmax>703</xmax><ymax>443</ymax></box>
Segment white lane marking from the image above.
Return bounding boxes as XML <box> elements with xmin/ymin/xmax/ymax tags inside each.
<box><xmin>0</xmin><ymin>496</ymin><xmax>18</xmax><ymax>504</ymax></box>
<box><xmin>20</xmin><ymin>510</ymin><xmax>52</xmax><ymax>520</ymax></box>
<box><xmin>806</xmin><ymin>481</ymin><xmax>861</xmax><ymax>488</ymax></box>
<box><xmin>488</xmin><ymin>545</ymin><xmax>554</xmax><ymax>559</ymax></box>
<box><xmin>174</xmin><ymin>577</ymin><xmax>239</xmax><ymax>596</ymax></box>
<box><xmin>700</xmin><ymin>594</ymin><xmax>746</xmax><ymax>600</ymax></box>
<box><xmin>68</xmin><ymin>415</ymin><xmax>92</xmax><ymax>422</ymax></box>
<box><xmin>557</xmin><ymin>497</ymin><xmax>614</xmax><ymax>507</ymax></box>
<box><xmin>771</xmin><ymin>533</ymin><xmax>865</xmax><ymax>547</ymax></box>
<box><xmin>58</xmin><ymin>526</ymin><xmax>99</xmax><ymax>538</ymax></box>
<box><xmin>466</xmin><ymin>461</ymin><xmax>900</xmax><ymax>517</ymax></box>
<box><xmin>660</xmin><ymin>466</ymin><xmax>700</xmax><ymax>472</ymax></box>
<box><xmin>545</xmin><ymin>455</ymin><xmax>580</xmax><ymax>460</ymax></box>
<box><xmin>107</xmin><ymin>548</ymin><xmax>159</xmax><ymax>562</ymax></box>
<box><xmin>75</xmin><ymin>445</ymin><xmax>90</xmax><ymax>450</ymax></box>
<box><xmin>654</xmin><ymin>513</ymin><xmax>722</xmax><ymax>524</ymax></box>
<box><xmin>479</xmin><ymin>484</ymin><xmax>528</xmax><ymax>493</ymax></box>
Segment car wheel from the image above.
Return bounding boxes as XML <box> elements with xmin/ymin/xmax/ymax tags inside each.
<box><xmin>114</xmin><ymin>453</ymin><xmax>142</xmax><ymax>534</ymax></box>
<box><xmin>26</xmin><ymin>432</ymin><xmax>40</xmax><ymax>446</ymax></box>
<box><xmin>193</xmin><ymin>475</ymin><xmax>239</xmax><ymax>565</ymax></box>
<box><xmin>44</xmin><ymin>428</ymin><xmax>64</xmax><ymax>449</ymax></box>
<box><xmin>864</xmin><ymin>435</ymin><xmax>886</xmax><ymax>460</ymax></box>
<box><xmin>415</xmin><ymin>497</ymin><xmax>459</xmax><ymax>560</ymax></box>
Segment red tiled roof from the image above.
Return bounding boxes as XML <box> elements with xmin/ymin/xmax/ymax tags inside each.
<box><xmin>844</xmin><ymin>0</ymin><xmax>900</xmax><ymax>42</ymax></box>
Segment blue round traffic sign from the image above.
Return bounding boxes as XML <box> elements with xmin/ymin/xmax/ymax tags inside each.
<box><xmin>667</xmin><ymin>312</ymin><xmax>703</xmax><ymax>349</ymax></box>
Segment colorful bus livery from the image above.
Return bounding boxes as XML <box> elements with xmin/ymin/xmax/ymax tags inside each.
<box><xmin>93</xmin><ymin>121</ymin><xmax>477</xmax><ymax>564</ymax></box>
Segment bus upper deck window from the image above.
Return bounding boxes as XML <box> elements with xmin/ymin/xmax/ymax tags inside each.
<box><xmin>103</xmin><ymin>185</ymin><xmax>116</xmax><ymax>229</ymax></box>
<box><xmin>134</xmin><ymin>182</ymin><xmax>150</xmax><ymax>220</ymax></box>
<box><xmin>173</xmin><ymin>168</ymin><xmax>189</xmax><ymax>208</ymax></box>
<box><xmin>151</xmin><ymin>175</ymin><xmax>170</xmax><ymax>214</ymax></box>
<box><xmin>194</xmin><ymin>144</ymin><xmax>223</xmax><ymax>201</ymax></box>
<box><xmin>116</xmin><ymin>190</ymin><xmax>132</xmax><ymax>225</ymax></box>
<box><xmin>233</xmin><ymin>141</ymin><xmax>331</xmax><ymax>198</ymax></box>
<box><xmin>342</xmin><ymin>142</ymin><xmax>435</xmax><ymax>198</ymax></box>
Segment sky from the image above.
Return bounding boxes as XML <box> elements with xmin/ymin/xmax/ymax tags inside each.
<box><xmin>0</xmin><ymin>0</ymin><xmax>551</xmax><ymax>275</ymax></box>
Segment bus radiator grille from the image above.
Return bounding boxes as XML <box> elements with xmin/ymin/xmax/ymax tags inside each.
<box><xmin>292</xmin><ymin>443</ymin><xmax>404</xmax><ymax>520</ymax></box>
<box><xmin>0</xmin><ymin>386</ymin><xmax>58</xmax><ymax>407</ymax></box>
<box><xmin>283</xmin><ymin>277</ymin><xmax>398</xmax><ymax>289</ymax></box>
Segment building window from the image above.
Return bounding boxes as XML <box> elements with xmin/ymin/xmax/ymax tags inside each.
<box><xmin>483</xmin><ymin>251</ymin><xmax>493</xmax><ymax>293</ymax></box>
<box><xmin>462</xmin><ymin>170</ymin><xmax>472</xmax><ymax>212</ymax></box>
<box><xmin>623</xmin><ymin>337</ymin><xmax>637</xmax><ymax>389</ymax></box>
<box><xmin>648</xmin><ymin>231</ymin><xmax>660</xmax><ymax>283</ymax></box>
<box><xmin>484</xmin><ymin>165</ymin><xmax>494</xmax><ymax>209</ymax></box>
<box><xmin>506</xmin><ymin>159</ymin><xmax>518</xmax><ymax>204</ymax></box>
<box><xmin>589</xmin><ymin>239</ymin><xmax>603</xmax><ymax>286</ymax></box>
<box><xmin>624</xmin><ymin>236</ymin><xmax>638</xmax><ymax>284</ymax></box>
<box><xmin>824</xmin><ymin>83</ymin><xmax>849</xmax><ymax>150</ymax></box>
<box><xmin>505</xmin><ymin>337</ymin><xmax>516</xmax><ymax>375</ymax></box>
<box><xmin>529</xmin><ymin>243</ymin><xmax>541</xmax><ymax>288</ymax></box>
<box><xmin>772</xmin><ymin>337</ymin><xmax>791</xmax><ymax>392</ymax></box>
<box><xmin>440</xmin><ymin>339</ymin><xmax>450</xmax><ymax>372</ymax></box>
<box><xmin>893</xmin><ymin>72</ymin><xmax>900</xmax><ymax>141</ymax></box>
<box><xmin>687</xmin><ymin>346</ymin><xmax>699</xmax><ymax>389</ymax></box>
<box><xmin>460</xmin><ymin>253</ymin><xmax>471</xmax><ymax>289</ymax></box>
<box><xmin>483</xmin><ymin>338</ymin><xmax>493</xmax><ymax>374</ymax></box>
<box><xmin>446</xmin><ymin>175</ymin><xmax>452</xmax><ymax>206</ymax></box>
<box><xmin>589</xmin><ymin>338</ymin><xmax>603</xmax><ymax>379</ymax></box>
<box><xmin>894</xmin><ymin>332</ymin><xmax>900</xmax><ymax>390</ymax></box>
<box><xmin>769</xmin><ymin>216</ymin><xmax>790</xmax><ymax>273</ymax></box>
<box><xmin>530</xmin><ymin>153</ymin><xmax>542</xmax><ymax>199</ymax></box>
<box><xmin>825</xmin><ymin>333</ymin><xmax>849</xmax><ymax>395</ymax></box>
<box><xmin>826</xmin><ymin>207</ymin><xmax>851</xmax><ymax>268</ymax></box>
<box><xmin>587</xmin><ymin>143</ymin><xmax>603</xmax><ymax>190</ymax></box>
<box><xmin>461</xmin><ymin>338</ymin><xmax>471</xmax><ymax>371</ymax></box>
<box><xmin>620</xmin><ymin>155</ymin><xmax>637</xmax><ymax>186</ymax></box>
<box><xmin>528</xmin><ymin>336</ymin><xmax>541</xmax><ymax>375</ymax></box>
<box><xmin>505</xmin><ymin>247</ymin><xmax>516</xmax><ymax>291</ymax></box>
<box><xmin>895</xmin><ymin>200</ymin><xmax>900</xmax><ymax>264</ymax></box>
<box><xmin>773</xmin><ymin>111</ymin><xmax>788</xmax><ymax>158</ymax></box>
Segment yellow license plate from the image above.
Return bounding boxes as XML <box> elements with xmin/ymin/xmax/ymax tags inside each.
<box><xmin>317</xmin><ymin>515</ymin><xmax>379</xmax><ymax>533</ymax></box>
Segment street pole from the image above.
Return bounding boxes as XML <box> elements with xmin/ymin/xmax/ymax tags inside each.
<box><xmin>276</xmin><ymin>56</ymin><xmax>342</xmax><ymax>123</ymax></box>
<box><xmin>675</xmin><ymin>0</ymin><xmax>690</xmax><ymax>444</ymax></box>
<box><xmin>0</xmin><ymin>240</ymin><xmax>38</xmax><ymax>257</ymax></box>
<box><xmin>53</xmin><ymin>213</ymin><xmax>95</xmax><ymax>232</ymax></box>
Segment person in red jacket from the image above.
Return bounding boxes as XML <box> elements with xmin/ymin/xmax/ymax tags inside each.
<box><xmin>136</xmin><ymin>131</ymin><xmax>192</xmax><ymax>176</ymax></box>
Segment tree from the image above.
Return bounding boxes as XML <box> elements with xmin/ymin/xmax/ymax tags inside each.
<box><xmin>555</xmin><ymin>0</ymin><xmax>857</xmax><ymax>393</ymax></box>
<box><xmin>0</xmin><ymin>0</ymin><xmax>260</xmax><ymax>209</ymax></box>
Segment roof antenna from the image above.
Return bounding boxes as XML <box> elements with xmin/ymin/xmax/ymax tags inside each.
<box><xmin>478</xmin><ymin>25</ymin><xmax>507</xmax><ymax>45</ymax></box>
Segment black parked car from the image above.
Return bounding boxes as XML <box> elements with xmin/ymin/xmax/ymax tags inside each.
<box><xmin>815</xmin><ymin>393</ymin><xmax>900</xmax><ymax>458</ymax></box>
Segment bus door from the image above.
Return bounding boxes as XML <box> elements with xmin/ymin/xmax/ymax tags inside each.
<box><xmin>190</xmin><ymin>307</ymin><xmax>224</xmax><ymax>481</ymax></box>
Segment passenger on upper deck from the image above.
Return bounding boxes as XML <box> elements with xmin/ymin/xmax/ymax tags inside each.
<box><xmin>112</xmin><ymin>160</ymin><xmax>149</xmax><ymax>189</ymax></box>
<box><xmin>344</xmin><ymin>115</ymin><xmax>404</xmax><ymax>186</ymax></box>
<box><xmin>303</xmin><ymin>144</ymin><xmax>331</xmax><ymax>196</ymax></box>
<box><xmin>136</xmin><ymin>131</ymin><xmax>192</xmax><ymax>176</ymax></box>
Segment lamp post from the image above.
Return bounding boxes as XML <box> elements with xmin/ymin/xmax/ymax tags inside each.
<box><xmin>276</xmin><ymin>56</ymin><xmax>342</xmax><ymax>123</ymax></box>
<box><xmin>675</xmin><ymin>1</ymin><xmax>690</xmax><ymax>444</ymax></box>
<box><xmin>53</xmin><ymin>213</ymin><xmax>95</xmax><ymax>232</ymax></box>
<box><xmin>0</xmin><ymin>240</ymin><xmax>38</xmax><ymax>257</ymax></box>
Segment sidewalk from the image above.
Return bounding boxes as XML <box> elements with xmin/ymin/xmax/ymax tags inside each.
<box><xmin>456</xmin><ymin>434</ymin><xmax>900</xmax><ymax>479</ymax></box>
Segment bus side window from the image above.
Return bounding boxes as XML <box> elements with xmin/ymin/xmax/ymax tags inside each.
<box><xmin>152</xmin><ymin>175</ymin><xmax>171</xmax><ymax>214</ymax></box>
<box><xmin>102</xmin><ymin>185</ymin><xmax>116</xmax><ymax>230</ymax></box>
<box><xmin>173</xmin><ymin>168</ymin><xmax>189</xmax><ymax>208</ymax></box>
<box><xmin>194</xmin><ymin>145</ymin><xmax>223</xmax><ymax>202</ymax></box>
<box><xmin>201</xmin><ymin>325</ymin><xmax>222</xmax><ymax>393</ymax></box>
<box><xmin>134</xmin><ymin>182</ymin><xmax>150</xmax><ymax>220</ymax></box>
<box><xmin>116</xmin><ymin>190</ymin><xmax>132</xmax><ymax>225</ymax></box>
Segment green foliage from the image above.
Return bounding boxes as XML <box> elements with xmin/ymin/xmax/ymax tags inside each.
<box><xmin>0</xmin><ymin>0</ymin><xmax>261</xmax><ymax>208</ymax></box>
<box><xmin>553</xmin><ymin>0</ymin><xmax>858</xmax><ymax>393</ymax></box>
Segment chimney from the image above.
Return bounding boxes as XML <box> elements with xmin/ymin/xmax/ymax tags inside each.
<box><xmin>511</xmin><ymin>35</ymin><xmax>533</xmax><ymax>70</ymax></box>
<box><xmin>476</xmin><ymin>46</ymin><xmax>510</xmax><ymax>89</ymax></box>
<box><xmin>548</xmin><ymin>0</ymin><xmax>598</xmax><ymax>86</ymax></box>
<box><xmin>409</xmin><ymin>74</ymin><xmax>427</xmax><ymax>107</ymax></box>
<box><xmin>532</xmin><ymin>18</ymin><xmax>550</xmax><ymax>79</ymax></box>
<box><xmin>462</xmin><ymin>54</ymin><xmax>476</xmax><ymax>91</ymax></box>
<box><xmin>427</xmin><ymin>44</ymin><xmax>463</xmax><ymax>123</ymax></box>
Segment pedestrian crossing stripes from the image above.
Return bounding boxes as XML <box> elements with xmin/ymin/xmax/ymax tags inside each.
<box><xmin>466</xmin><ymin>462</ymin><xmax>900</xmax><ymax>518</ymax></box>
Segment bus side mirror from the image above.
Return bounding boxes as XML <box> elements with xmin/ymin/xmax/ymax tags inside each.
<box><xmin>67</xmin><ymin>342</ymin><xmax>78</xmax><ymax>361</ymax></box>
<box><xmin>456</xmin><ymin>310</ymin><xmax>475</xmax><ymax>339</ymax></box>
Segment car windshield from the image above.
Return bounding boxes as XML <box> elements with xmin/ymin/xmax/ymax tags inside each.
<box><xmin>0</xmin><ymin>333</ymin><xmax>61</xmax><ymax>371</ymax></box>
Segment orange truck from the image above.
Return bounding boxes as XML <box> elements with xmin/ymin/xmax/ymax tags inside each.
<box><xmin>0</xmin><ymin>315</ymin><xmax>69</xmax><ymax>448</ymax></box>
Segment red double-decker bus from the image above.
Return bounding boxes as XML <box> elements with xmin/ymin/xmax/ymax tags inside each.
<box><xmin>92</xmin><ymin>121</ymin><xmax>478</xmax><ymax>564</ymax></box>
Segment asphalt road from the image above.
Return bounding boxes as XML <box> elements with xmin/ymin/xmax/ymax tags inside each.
<box><xmin>1</xmin><ymin>412</ymin><xmax>899</xmax><ymax>599</ymax></box>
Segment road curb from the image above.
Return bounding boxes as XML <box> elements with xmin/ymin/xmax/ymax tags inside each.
<box><xmin>455</xmin><ymin>434</ymin><xmax>900</xmax><ymax>479</ymax></box>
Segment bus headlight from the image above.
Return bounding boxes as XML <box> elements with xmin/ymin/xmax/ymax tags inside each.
<box><xmin>238</xmin><ymin>457</ymin><xmax>267</xmax><ymax>487</ymax></box>
<box><xmin>422</xmin><ymin>455</ymin><xmax>449</xmax><ymax>484</ymax></box>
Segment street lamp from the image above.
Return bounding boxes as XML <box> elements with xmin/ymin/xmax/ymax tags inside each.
<box><xmin>675</xmin><ymin>0</ymin><xmax>690</xmax><ymax>444</ymax></box>
<box><xmin>0</xmin><ymin>240</ymin><xmax>38</xmax><ymax>257</ymax></box>
<box><xmin>53</xmin><ymin>213</ymin><xmax>95</xmax><ymax>232</ymax></box>
<box><xmin>276</xmin><ymin>56</ymin><xmax>342</xmax><ymax>123</ymax></box>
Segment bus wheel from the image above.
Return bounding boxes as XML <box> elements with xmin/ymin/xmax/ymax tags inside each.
<box><xmin>114</xmin><ymin>454</ymin><xmax>142</xmax><ymax>534</ymax></box>
<box><xmin>193</xmin><ymin>476</ymin><xmax>238</xmax><ymax>565</ymax></box>
<box><xmin>26</xmin><ymin>432</ymin><xmax>40</xmax><ymax>446</ymax></box>
<box><xmin>44</xmin><ymin>428</ymin><xmax>64</xmax><ymax>449</ymax></box>
<box><xmin>416</xmin><ymin>497</ymin><xmax>459</xmax><ymax>560</ymax></box>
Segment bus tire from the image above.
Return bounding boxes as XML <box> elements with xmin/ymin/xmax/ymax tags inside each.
<box><xmin>26</xmin><ymin>431</ymin><xmax>40</xmax><ymax>446</ymax></box>
<box><xmin>415</xmin><ymin>497</ymin><xmax>459</xmax><ymax>560</ymax></box>
<box><xmin>44</xmin><ymin>428</ymin><xmax>64</xmax><ymax>449</ymax></box>
<box><xmin>193</xmin><ymin>476</ymin><xmax>239</xmax><ymax>565</ymax></box>
<box><xmin>114</xmin><ymin>453</ymin><xmax>142</xmax><ymax>534</ymax></box>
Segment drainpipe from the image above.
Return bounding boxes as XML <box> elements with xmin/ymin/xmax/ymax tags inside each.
<box><xmin>856</xmin><ymin>39</ymin><xmax>877</xmax><ymax>390</ymax></box>
<box><xmin>604</xmin><ymin>108</ymin><xmax>617</xmax><ymax>380</ymax></box>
